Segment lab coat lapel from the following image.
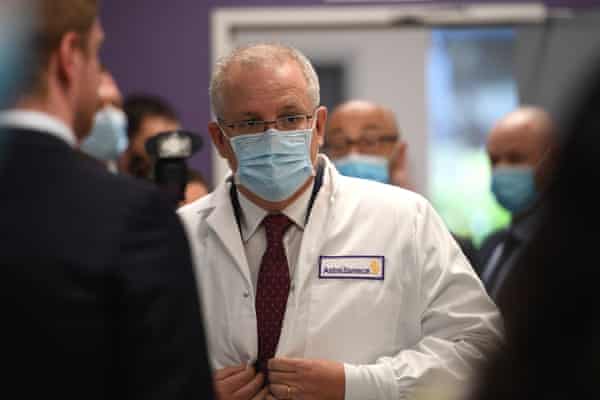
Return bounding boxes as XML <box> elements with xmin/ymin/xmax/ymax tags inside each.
<box><xmin>206</xmin><ymin>182</ymin><xmax>252</xmax><ymax>288</ymax></box>
<box><xmin>294</xmin><ymin>156</ymin><xmax>338</xmax><ymax>299</ymax></box>
<box><xmin>277</xmin><ymin>156</ymin><xmax>338</xmax><ymax>357</ymax></box>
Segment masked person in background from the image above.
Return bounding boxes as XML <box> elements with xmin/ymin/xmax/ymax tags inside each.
<box><xmin>325</xmin><ymin>100</ymin><xmax>408</xmax><ymax>186</ymax></box>
<box><xmin>326</xmin><ymin>99</ymin><xmax>478</xmax><ymax>268</ymax></box>
<box><xmin>477</xmin><ymin>107</ymin><xmax>558</xmax><ymax>304</ymax></box>
<box><xmin>79</xmin><ymin>66</ymin><xmax>128</xmax><ymax>172</ymax></box>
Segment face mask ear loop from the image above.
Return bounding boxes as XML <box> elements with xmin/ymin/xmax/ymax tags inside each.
<box><xmin>217</xmin><ymin>122</ymin><xmax>241</xmax><ymax>185</ymax></box>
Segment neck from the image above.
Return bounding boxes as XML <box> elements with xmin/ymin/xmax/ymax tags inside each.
<box><xmin>15</xmin><ymin>83</ymin><xmax>76</xmax><ymax>141</ymax></box>
<box><xmin>238</xmin><ymin>176</ymin><xmax>314</xmax><ymax>213</ymax></box>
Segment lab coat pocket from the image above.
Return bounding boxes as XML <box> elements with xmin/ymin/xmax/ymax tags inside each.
<box><xmin>305</xmin><ymin>275</ymin><xmax>401</xmax><ymax>364</ymax></box>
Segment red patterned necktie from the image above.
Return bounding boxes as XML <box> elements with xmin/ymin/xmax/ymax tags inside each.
<box><xmin>255</xmin><ymin>214</ymin><xmax>293</xmax><ymax>374</ymax></box>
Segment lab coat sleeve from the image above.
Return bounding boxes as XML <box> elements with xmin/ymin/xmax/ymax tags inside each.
<box><xmin>344</xmin><ymin>199</ymin><xmax>504</xmax><ymax>400</ymax></box>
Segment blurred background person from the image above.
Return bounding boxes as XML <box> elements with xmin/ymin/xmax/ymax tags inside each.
<box><xmin>471</xmin><ymin>58</ymin><xmax>600</xmax><ymax>400</ymax></box>
<box><xmin>79</xmin><ymin>65</ymin><xmax>127</xmax><ymax>172</ymax></box>
<box><xmin>325</xmin><ymin>99</ymin><xmax>406</xmax><ymax>185</ymax></box>
<box><xmin>477</xmin><ymin>107</ymin><xmax>558</xmax><ymax>301</ymax></box>
<box><xmin>325</xmin><ymin>99</ymin><xmax>478</xmax><ymax>268</ymax></box>
<box><xmin>119</xmin><ymin>94</ymin><xmax>208</xmax><ymax>205</ymax></box>
<box><xmin>0</xmin><ymin>1</ymin><xmax>214</xmax><ymax>398</ymax></box>
<box><xmin>182</xmin><ymin>168</ymin><xmax>209</xmax><ymax>206</ymax></box>
<box><xmin>119</xmin><ymin>93</ymin><xmax>179</xmax><ymax>179</ymax></box>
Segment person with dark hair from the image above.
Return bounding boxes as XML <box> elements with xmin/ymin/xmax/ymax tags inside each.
<box><xmin>471</xmin><ymin>61</ymin><xmax>600</xmax><ymax>400</ymax></box>
<box><xmin>0</xmin><ymin>1</ymin><xmax>213</xmax><ymax>398</ymax></box>
<box><xmin>119</xmin><ymin>93</ymin><xmax>180</xmax><ymax>178</ymax></box>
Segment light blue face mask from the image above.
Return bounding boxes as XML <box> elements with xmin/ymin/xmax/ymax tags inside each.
<box><xmin>80</xmin><ymin>106</ymin><xmax>128</xmax><ymax>161</ymax></box>
<box><xmin>491</xmin><ymin>166</ymin><xmax>538</xmax><ymax>214</ymax></box>
<box><xmin>227</xmin><ymin>127</ymin><xmax>315</xmax><ymax>202</ymax></box>
<box><xmin>334</xmin><ymin>153</ymin><xmax>389</xmax><ymax>184</ymax></box>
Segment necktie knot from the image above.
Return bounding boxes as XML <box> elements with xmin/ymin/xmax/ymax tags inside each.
<box><xmin>262</xmin><ymin>214</ymin><xmax>292</xmax><ymax>242</ymax></box>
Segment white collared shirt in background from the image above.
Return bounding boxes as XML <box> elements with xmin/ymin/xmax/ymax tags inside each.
<box><xmin>237</xmin><ymin>180</ymin><xmax>314</xmax><ymax>290</ymax></box>
<box><xmin>0</xmin><ymin>110</ymin><xmax>77</xmax><ymax>147</ymax></box>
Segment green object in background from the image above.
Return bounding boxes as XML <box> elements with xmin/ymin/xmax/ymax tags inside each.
<box><xmin>429</xmin><ymin>144</ymin><xmax>510</xmax><ymax>247</ymax></box>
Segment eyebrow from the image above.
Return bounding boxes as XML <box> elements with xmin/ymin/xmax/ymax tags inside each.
<box><xmin>278</xmin><ymin>104</ymin><xmax>307</xmax><ymax>114</ymax></box>
<box><xmin>362</xmin><ymin>123</ymin><xmax>385</xmax><ymax>131</ymax></box>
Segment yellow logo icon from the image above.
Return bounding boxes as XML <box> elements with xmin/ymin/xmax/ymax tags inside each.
<box><xmin>369</xmin><ymin>260</ymin><xmax>380</xmax><ymax>275</ymax></box>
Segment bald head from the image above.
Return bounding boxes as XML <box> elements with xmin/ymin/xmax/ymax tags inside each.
<box><xmin>487</xmin><ymin>106</ymin><xmax>557</xmax><ymax>188</ymax></box>
<box><xmin>325</xmin><ymin>100</ymin><xmax>400</xmax><ymax>159</ymax></box>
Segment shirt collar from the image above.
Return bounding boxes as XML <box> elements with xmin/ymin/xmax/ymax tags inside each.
<box><xmin>236</xmin><ymin>179</ymin><xmax>314</xmax><ymax>243</ymax></box>
<box><xmin>0</xmin><ymin>110</ymin><xmax>77</xmax><ymax>147</ymax></box>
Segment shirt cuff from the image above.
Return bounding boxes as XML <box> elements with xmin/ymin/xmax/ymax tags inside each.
<box><xmin>343</xmin><ymin>362</ymin><xmax>395</xmax><ymax>400</ymax></box>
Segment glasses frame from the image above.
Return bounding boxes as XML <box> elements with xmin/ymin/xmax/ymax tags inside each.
<box><xmin>217</xmin><ymin>110</ymin><xmax>317</xmax><ymax>137</ymax></box>
<box><xmin>324</xmin><ymin>133</ymin><xmax>399</xmax><ymax>155</ymax></box>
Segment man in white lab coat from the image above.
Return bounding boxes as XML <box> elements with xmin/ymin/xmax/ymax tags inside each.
<box><xmin>179</xmin><ymin>43</ymin><xmax>503</xmax><ymax>400</ymax></box>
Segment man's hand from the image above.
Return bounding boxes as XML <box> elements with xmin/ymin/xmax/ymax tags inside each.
<box><xmin>266</xmin><ymin>358</ymin><xmax>345</xmax><ymax>400</ymax></box>
<box><xmin>214</xmin><ymin>364</ymin><xmax>267</xmax><ymax>400</ymax></box>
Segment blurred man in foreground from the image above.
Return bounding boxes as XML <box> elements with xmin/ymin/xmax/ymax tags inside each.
<box><xmin>0</xmin><ymin>1</ymin><xmax>213</xmax><ymax>398</ymax></box>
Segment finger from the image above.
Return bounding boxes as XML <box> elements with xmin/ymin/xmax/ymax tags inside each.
<box><xmin>234</xmin><ymin>371</ymin><xmax>265</xmax><ymax>400</ymax></box>
<box><xmin>251</xmin><ymin>386</ymin><xmax>269</xmax><ymax>400</ymax></box>
<box><xmin>266</xmin><ymin>395</ymin><xmax>277</xmax><ymax>400</ymax></box>
<box><xmin>221</xmin><ymin>366</ymin><xmax>257</xmax><ymax>392</ymax></box>
<box><xmin>268</xmin><ymin>370</ymin><xmax>297</xmax><ymax>385</ymax></box>
<box><xmin>268</xmin><ymin>357</ymin><xmax>300</xmax><ymax>373</ymax></box>
<box><xmin>214</xmin><ymin>364</ymin><xmax>247</xmax><ymax>381</ymax></box>
<box><xmin>269</xmin><ymin>383</ymin><xmax>295</xmax><ymax>399</ymax></box>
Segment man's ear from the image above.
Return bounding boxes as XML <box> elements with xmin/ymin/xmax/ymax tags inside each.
<box><xmin>391</xmin><ymin>141</ymin><xmax>408</xmax><ymax>167</ymax></box>
<box><xmin>208</xmin><ymin>121</ymin><xmax>227</xmax><ymax>158</ymax></box>
<box><xmin>56</xmin><ymin>31</ymin><xmax>84</xmax><ymax>88</ymax></box>
<box><xmin>208</xmin><ymin>121</ymin><xmax>237</xmax><ymax>171</ymax></box>
<box><xmin>314</xmin><ymin>106</ymin><xmax>328</xmax><ymax>147</ymax></box>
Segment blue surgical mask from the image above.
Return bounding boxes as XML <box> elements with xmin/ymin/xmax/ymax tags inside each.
<box><xmin>80</xmin><ymin>106</ymin><xmax>128</xmax><ymax>161</ymax></box>
<box><xmin>227</xmin><ymin>128</ymin><xmax>315</xmax><ymax>202</ymax></box>
<box><xmin>334</xmin><ymin>154</ymin><xmax>389</xmax><ymax>183</ymax></box>
<box><xmin>491</xmin><ymin>166</ymin><xmax>537</xmax><ymax>214</ymax></box>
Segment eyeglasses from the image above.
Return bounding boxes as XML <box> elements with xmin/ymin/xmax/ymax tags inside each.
<box><xmin>218</xmin><ymin>114</ymin><xmax>314</xmax><ymax>136</ymax></box>
<box><xmin>324</xmin><ymin>134</ymin><xmax>398</xmax><ymax>156</ymax></box>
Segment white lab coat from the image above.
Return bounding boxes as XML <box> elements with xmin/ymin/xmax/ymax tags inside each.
<box><xmin>178</xmin><ymin>155</ymin><xmax>503</xmax><ymax>400</ymax></box>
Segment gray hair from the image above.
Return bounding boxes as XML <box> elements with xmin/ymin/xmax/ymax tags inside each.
<box><xmin>209</xmin><ymin>43</ymin><xmax>320</xmax><ymax>116</ymax></box>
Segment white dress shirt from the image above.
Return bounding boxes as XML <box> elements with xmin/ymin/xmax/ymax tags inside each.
<box><xmin>237</xmin><ymin>180</ymin><xmax>314</xmax><ymax>291</ymax></box>
<box><xmin>0</xmin><ymin>110</ymin><xmax>76</xmax><ymax>147</ymax></box>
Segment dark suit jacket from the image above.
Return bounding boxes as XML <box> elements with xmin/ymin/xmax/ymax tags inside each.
<box><xmin>476</xmin><ymin>207</ymin><xmax>542</xmax><ymax>304</ymax></box>
<box><xmin>1</xmin><ymin>128</ymin><xmax>214</xmax><ymax>399</ymax></box>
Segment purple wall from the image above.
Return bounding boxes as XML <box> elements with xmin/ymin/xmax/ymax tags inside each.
<box><xmin>100</xmin><ymin>0</ymin><xmax>600</xmax><ymax>182</ymax></box>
